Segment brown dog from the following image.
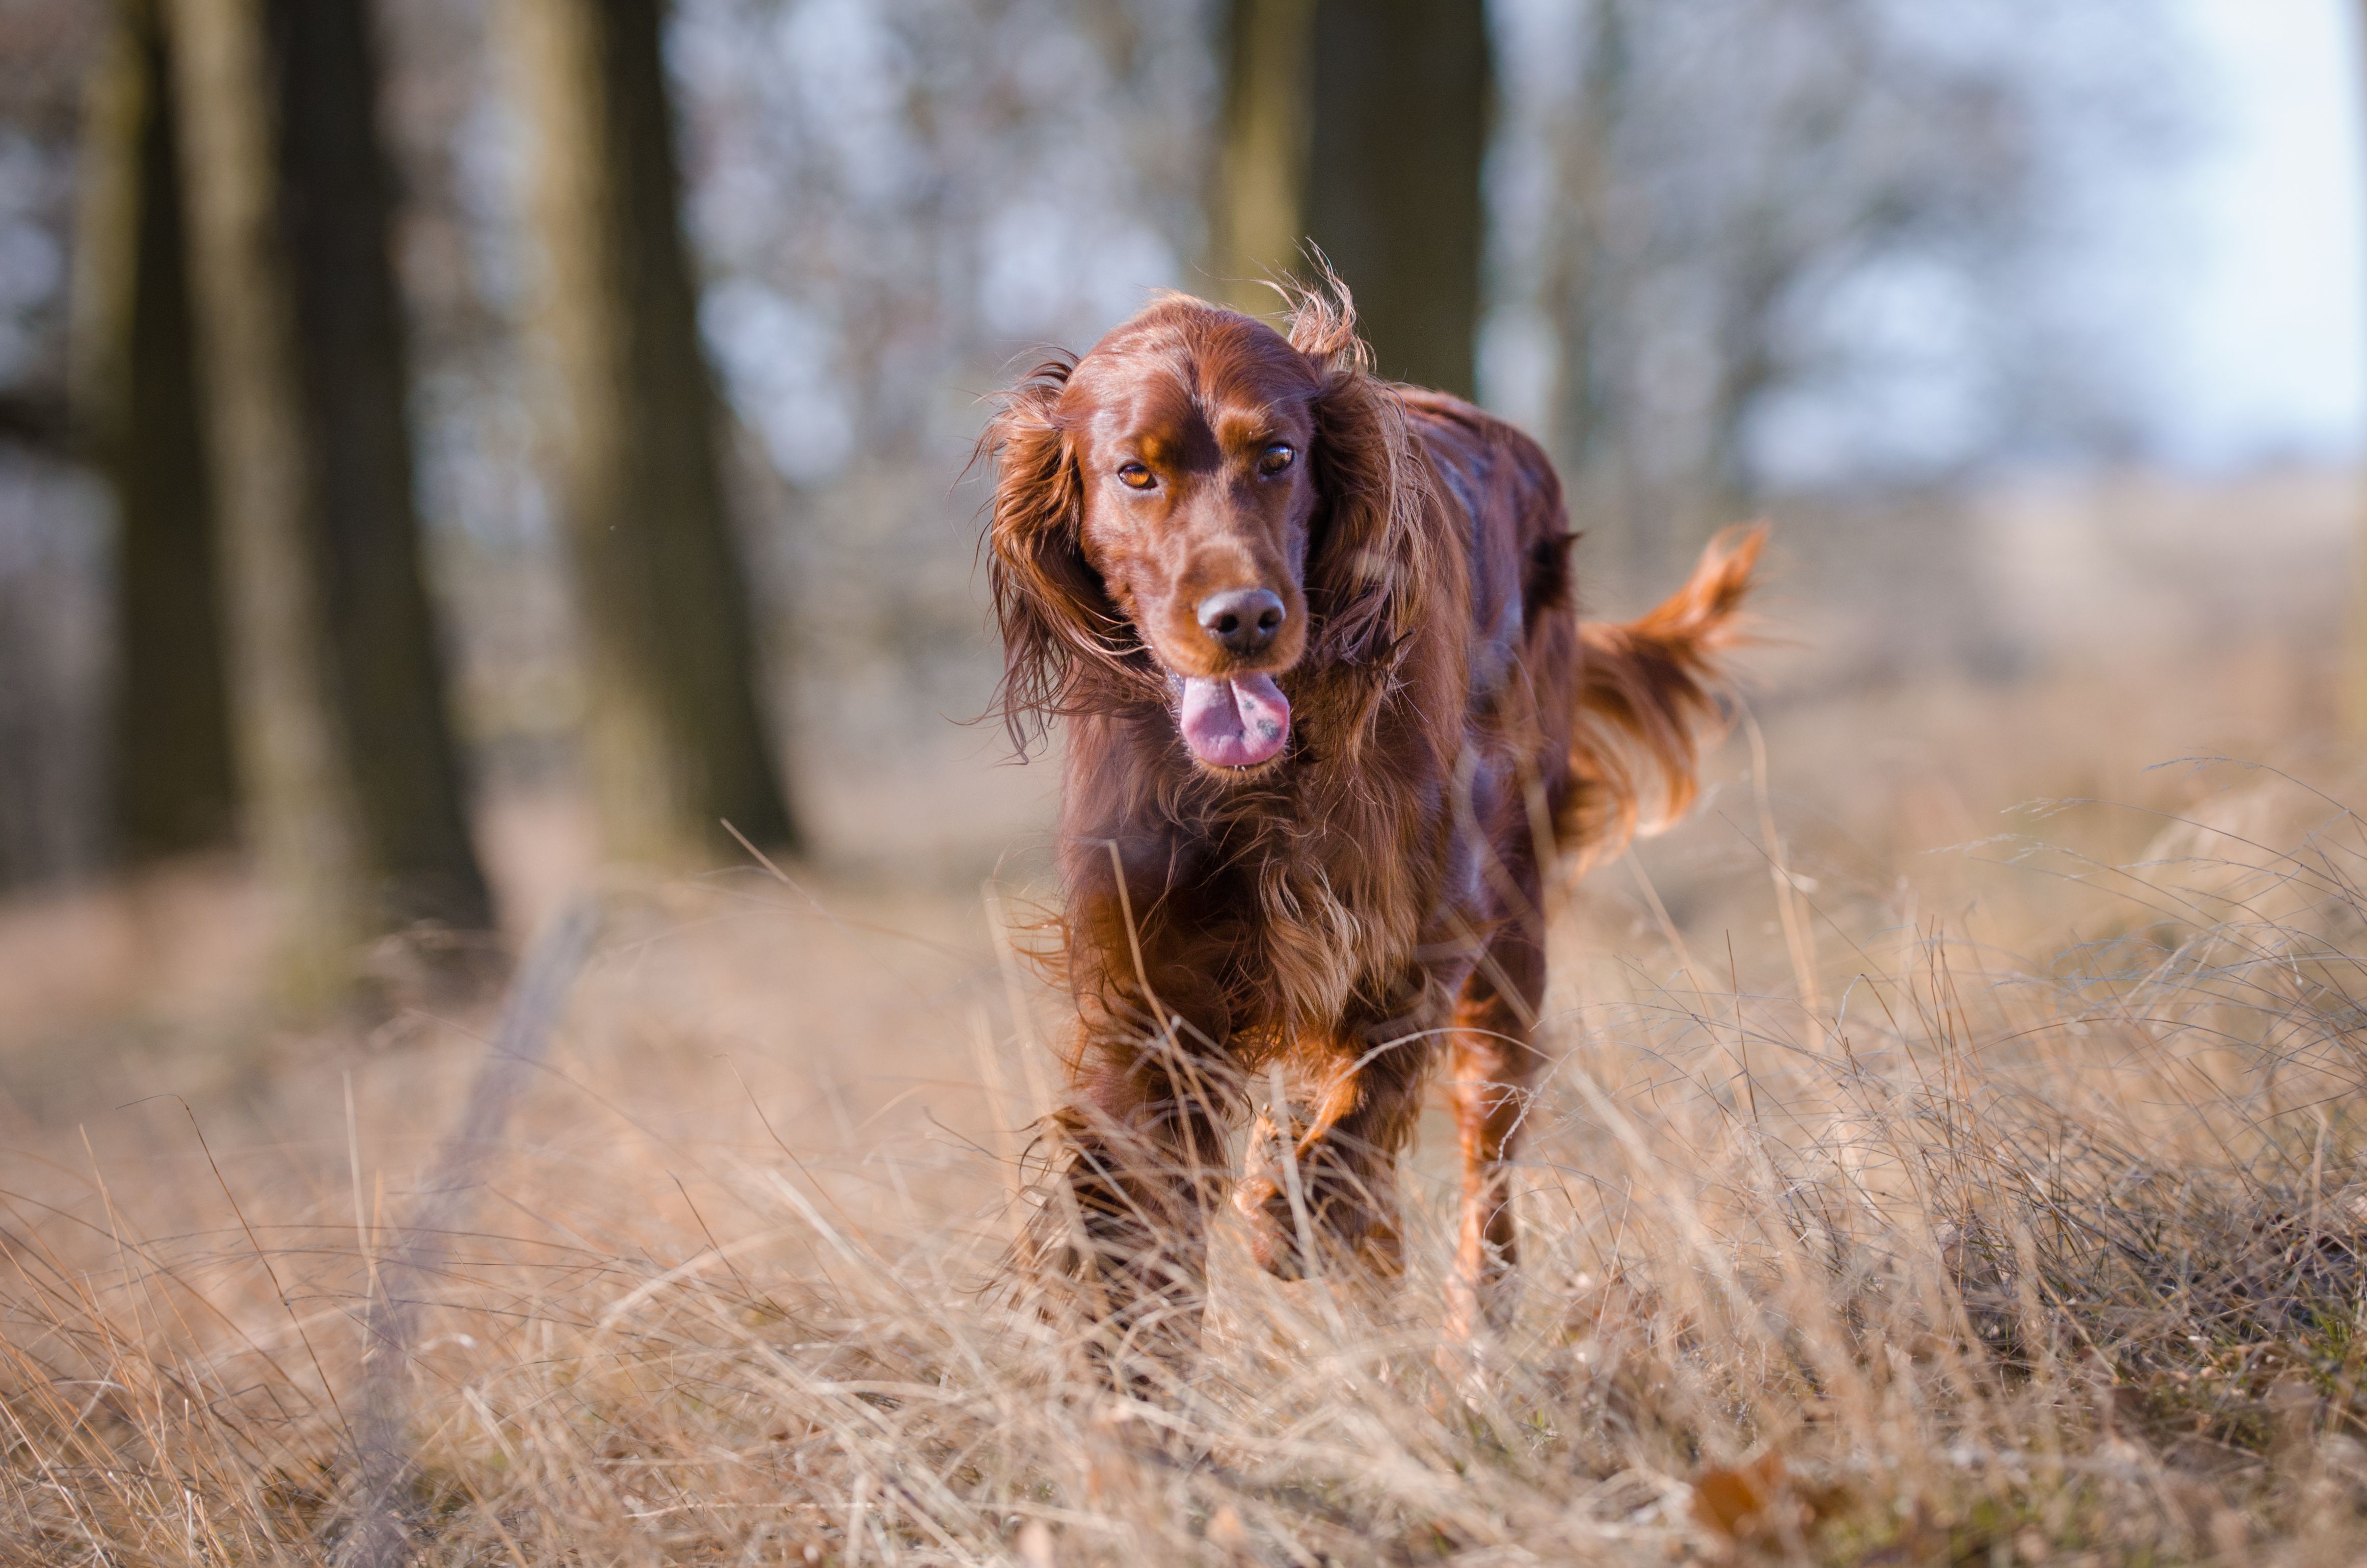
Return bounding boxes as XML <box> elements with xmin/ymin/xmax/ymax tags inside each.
<box><xmin>981</xmin><ymin>283</ymin><xmax>1757</xmax><ymax>1352</ymax></box>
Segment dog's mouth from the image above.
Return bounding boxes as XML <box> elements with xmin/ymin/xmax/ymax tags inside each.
<box><xmin>1177</xmin><ymin>672</ymin><xmax>1291</xmax><ymax>769</ymax></box>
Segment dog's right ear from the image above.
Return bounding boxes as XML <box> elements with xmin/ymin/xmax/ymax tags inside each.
<box><xmin>975</xmin><ymin>355</ymin><xmax>1114</xmax><ymax>752</ymax></box>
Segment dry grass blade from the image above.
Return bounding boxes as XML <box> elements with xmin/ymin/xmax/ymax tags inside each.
<box><xmin>11</xmin><ymin>766</ymin><xmax>2367</xmax><ymax>1562</ymax></box>
<box><xmin>344</xmin><ymin>898</ymin><xmax>600</xmax><ymax>1568</ymax></box>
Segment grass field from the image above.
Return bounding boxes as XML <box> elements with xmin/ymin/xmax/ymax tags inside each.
<box><xmin>5</xmin><ymin>473</ymin><xmax>2367</xmax><ymax>1564</ymax></box>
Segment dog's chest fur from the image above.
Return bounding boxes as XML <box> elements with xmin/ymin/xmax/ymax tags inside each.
<box><xmin>1076</xmin><ymin>637</ymin><xmax>1486</xmax><ymax>1047</ymax></box>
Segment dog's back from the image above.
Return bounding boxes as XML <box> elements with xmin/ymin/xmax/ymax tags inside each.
<box><xmin>1393</xmin><ymin>386</ymin><xmax>1762</xmax><ymax>867</ymax></box>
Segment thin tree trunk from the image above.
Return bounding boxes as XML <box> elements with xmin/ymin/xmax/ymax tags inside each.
<box><xmin>1209</xmin><ymin>0</ymin><xmax>1491</xmax><ymax>397</ymax></box>
<box><xmin>164</xmin><ymin>0</ymin><xmax>493</xmax><ymax>996</ymax></box>
<box><xmin>1304</xmin><ymin>0</ymin><xmax>1491</xmax><ymax>397</ymax></box>
<box><xmin>1546</xmin><ymin>0</ymin><xmax>1637</xmax><ymax>583</ymax></box>
<box><xmin>511</xmin><ymin>0</ymin><xmax>797</xmax><ymax>866</ymax></box>
<box><xmin>1207</xmin><ymin>0</ymin><xmax>1315</xmax><ymax>316</ymax></box>
<box><xmin>76</xmin><ymin>0</ymin><xmax>236</xmax><ymax>864</ymax></box>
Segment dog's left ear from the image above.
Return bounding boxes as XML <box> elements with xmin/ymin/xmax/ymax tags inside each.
<box><xmin>976</xmin><ymin>357</ymin><xmax>1118</xmax><ymax>751</ymax></box>
<box><xmin>1287</xmin><ymin>280</ymin><xmax>1427</xmax><ymax>667</ymax></box>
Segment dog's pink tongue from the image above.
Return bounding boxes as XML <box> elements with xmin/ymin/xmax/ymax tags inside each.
<box><xmin>1179</xmin><ymin>673</ymin><xmax>1291</xmax><ymax>768</ymax></box>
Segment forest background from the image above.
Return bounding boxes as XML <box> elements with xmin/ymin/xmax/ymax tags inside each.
<box><xmin>5</xmin><ymin>2</ymin><xmax>2367</xmax><ymax>1563</ymax></box>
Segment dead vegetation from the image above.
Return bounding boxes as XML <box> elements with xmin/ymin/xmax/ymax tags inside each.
<box><xmin>5</xmin><ymin>484</ymin><xmax>2367</xmax><ymax>1564</ymax></box>
<box><xmin>3</xmin><ymin>752</ymin><xmax>2366</xmax><ymax>1564</ymax></box>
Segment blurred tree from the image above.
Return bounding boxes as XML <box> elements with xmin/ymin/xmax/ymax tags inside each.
<box><xmin>511</xmin><ymin>0</ymin><xmax>797</xmax><ymax>865</ymax></box>
<box><xmin>1523</xmin><ymin>0</ymin><xmax>2039</xmax><ymax>585</ymax></box>
<box><xmin>1208</xmin><ymin>0</ymin><xmax>1312</xmax><ymax>323</ymax></box>
<box><xmin>0</xmin><ymin>4</ymin><xmax>112</xmax><ymax>892</ymax></box>
<box><xmin>75</xmin><ymin>0</ymin><xmax>235</xmax><ymax>865</ymax></box>
<box><xmin>1209</xmin><ymin>0</ymin><xmax>1491</xmax><ymax>397</ymax></box>
<box><xmin>164</xmin><ymin>0</ymin><xmax>494</xmax><ymax>993</ymax></box>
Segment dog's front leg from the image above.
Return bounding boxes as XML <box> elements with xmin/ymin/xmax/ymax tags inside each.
<box><xmin>1235</xmin><ymin>1000</ymin><xmax>1435</xmax><ymax>1283</ymax></box>
<box><xmin>1033</xmin><ymin>1029</ymin><xmax>1233</xmax><ymax>1385</ymax></box>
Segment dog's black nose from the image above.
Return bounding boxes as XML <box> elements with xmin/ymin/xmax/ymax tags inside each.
<box><xmin>1196</xmin><ymin>588</ymin><xmax>1285</xmax><ymax>655</ymax></box>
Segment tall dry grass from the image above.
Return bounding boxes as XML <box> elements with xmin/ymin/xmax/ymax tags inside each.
<box><xmin>5</xmin><ymin>476</ymin><xmax>2365</xmax><ymax>1564</ymax></box>
<box><xmin>6</xmin><ymin>746</ymin><xmax>2367</xmax><ymax>1565</ymax></box>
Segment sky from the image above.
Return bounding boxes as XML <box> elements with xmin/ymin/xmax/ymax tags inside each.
<box><xmin>1476</xmin><ymin>0</ymin><xmax>2367</xmax><ymax>482</ymax></box>
<box><xmin>2156</xmin><ymin>0</ymin><xmax>2367</xmax><ymax>466</ymax></box>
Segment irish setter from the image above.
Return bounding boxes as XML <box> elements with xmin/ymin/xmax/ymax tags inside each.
<box><xmin>981</xmin><ymin>283</ymin><xmax>1758</xmax><ymax>1355</ymax></box>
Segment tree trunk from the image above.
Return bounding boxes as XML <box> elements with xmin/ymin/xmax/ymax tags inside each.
<box><xmin>274</xmin><ymin>1</ymin><xmax>494</xmax><ymax>935</ymax></box>
<box><xmin>1545</xmin><ymin>0</ymin><xmax>1638</xmax><ymax>583</ymax></box>
<box><xmin>511</xmin><ymin>0</ymin><xmax>797</xmax><ymax>866</ymax></box>
<box><xmin>164</xmin><ymin>0</ymin><xmax>493</xmax><ymax>995</ymax></box>
<box><xmin>1207</xmin><ymin>0</ymin><xmax>1315</xmax><ymax>318</ymax></box>
<box><xmin>76</xmin><ymin>0</ymin><xmax>237</xmax><ymax>865</ymax></box>
<box><xmin>1210</xmin><ymin>0</ymin><xmax>1491</xmax><ymax>397</ymax></box>
<box><xmin>1304</xmin><ymin>0</ymin><xmax>1491</xmax><ymax>398</ymax></box>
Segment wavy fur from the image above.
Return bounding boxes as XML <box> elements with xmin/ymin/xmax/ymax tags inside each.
<box><xmin>1565</xmin><ymin>523</ymin><xmax>1764</xmax><ymax>860</ymax></box>
<box><xmin>978</xmin><ymin>282</ymin><xmax>1759</xmax><ymax>1358</ymax></box>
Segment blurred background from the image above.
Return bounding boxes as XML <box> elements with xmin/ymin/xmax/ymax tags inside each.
<box><xmin>13</xmin><ymin>10</ymin><xmax>2367</xmax><ymax>1554</ymax></box>
<box><xmin>0</xmin><ymin>0</ymin><xmax>2360</xmax><ymax>1030</ymax></box>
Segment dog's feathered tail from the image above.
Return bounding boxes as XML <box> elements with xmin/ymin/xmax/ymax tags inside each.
<box><xmin>1562</xmin><ymin>523</ymin><xmax>1765</xmax><ymax>865</ymax></box>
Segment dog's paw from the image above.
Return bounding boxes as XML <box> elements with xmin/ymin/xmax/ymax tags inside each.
<box><xmin>1232</xmin><ymin>1157</ymin><xmax>1403</xmax><ymax>1281</ymax></box>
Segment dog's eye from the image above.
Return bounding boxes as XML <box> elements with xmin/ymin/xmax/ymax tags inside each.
<box><xmin>1258</xmin><ymin>443</ymin><xmax>1296</xmax><ymax>475</ymax></box>
<box><xmin>1117</xmin><ymin>462</ymin><xmax>1155</xmax><ymax>490</ymax></box>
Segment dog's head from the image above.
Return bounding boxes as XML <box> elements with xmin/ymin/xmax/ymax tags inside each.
<box><xmin>980</xmin><ymin>287</ymin><xmax>1412</xmax><ymax>774</ymax></box>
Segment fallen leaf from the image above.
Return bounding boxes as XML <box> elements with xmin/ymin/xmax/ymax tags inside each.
<box><xmin>1691</xmin><ymin>1450</ymin><xmax>1814</xmax><ymax>1547</ymax></box>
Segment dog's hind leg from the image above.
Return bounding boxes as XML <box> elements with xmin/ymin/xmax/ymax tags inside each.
<box><xmin>1447</xmin><ymin>903</ymin><xmax>1547</xmax><ymax>1339</ymax></box>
